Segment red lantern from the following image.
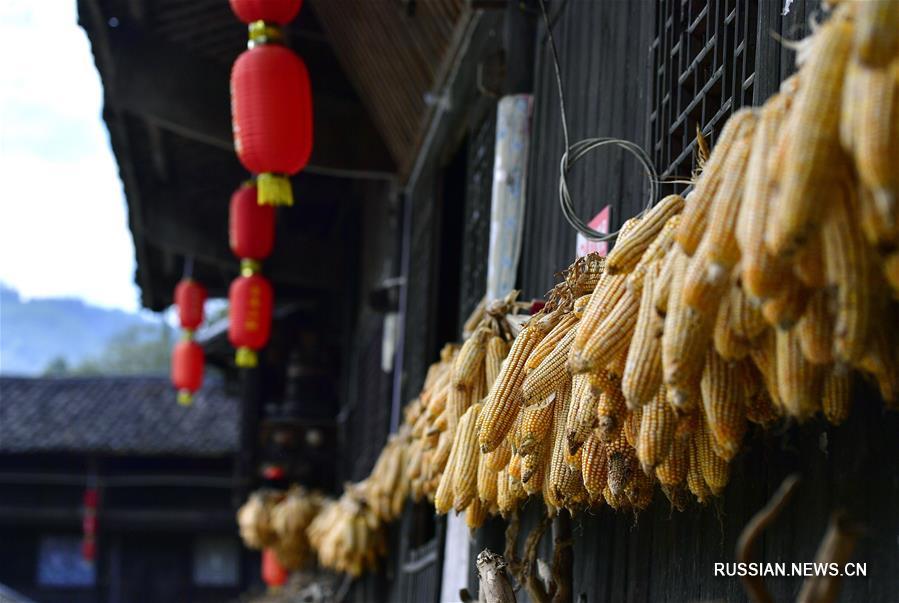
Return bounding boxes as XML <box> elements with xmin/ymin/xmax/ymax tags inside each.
<box><xmin>81</xmin><ymin>487</ymin><xmax>98</xmax><ymax>562</ymax></box>
<box><xmin>229</xmin><ymin>266</ymin><xmax>273</xmax><ymax>368</ymax></box>
<box><xmin>230</xmin><ymin>180</ymin><xmax>275</xmax><ymax>261</ymax></box>
<box><xmin>231</xmin><ymin>43</ymin><xmax>313</xmax><ymax>206</ymax></box>
<box><xmin>174</xmin><ymin>278</ymin><xmax>207</xmax><ymax>332</ymax></box>
<box><xmin>230</xmin><ymin>0</ymin><xmax>302</xmax><ymax>25</ymax></box>
<box><xmin>172</xmin><ymin>339</ymin><xmax>204</xmax><ymax>405</ymax></box>
<box><xmin>262</xmin><ymin>548</ymin><xmax>288</xmax><ymax>587</ymax></box>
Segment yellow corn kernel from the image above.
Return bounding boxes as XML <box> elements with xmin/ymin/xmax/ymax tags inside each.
<box><xmin>775</xmin><ymin>328</ymin><xmax>825</xmax><ymax>421</ymax></box>
<box><xmin>548</xmin><ymin>380</ymin><xmax>581</xmax><ymax>508</ymax></box>
<box><xmin>477</xmin><ymin>452</ymin><xmax>498</xmax><ymax>505</ymax></box>
<box><xmin>681</xmin><ymin>242</ymin><xmax>732</xmax><ymax>319</ymax></box>
<box><xmin>608</xmin><ymin>195</ymin><xmax>685</xmax><ymax>275</ymax></box>
<box><xmin>822</xmin><ymin>369</ymin><xmax>851</xmax><ymax>426</ymax></box>
<box><xmin>714</xmin><ymin>290</ymin><xmax>751</xmax><ymax>361</ymax></box>
<box><xmin>484</xmin><ymin>437</ymin><xmax>511</xmax><ymax>471</ymax></box>
<box><xmin>655</xmin><ymin>435</ymin><xmax>688</xmax><ymax>487</ymax></box>
<box><xmin>686</xmin><ymin>432</ymin><xmax>713</xmax><ymax>504</ymax></box>
<box><xmin>572</xmin><ymin>271</ymin><xmax>629</xmax><ymax>357</ymax></box>
<box><xmin>496</xmin><ymin>468</ymin><xmax>514</xmax><ymax>517</ymax></box>
<box><xmin>478</xmin><ymin>323</ymin><xmax>544</xmax><ymax>453</ymax></box>
<box><xmin>728</xmin><ymin>282</ymin><xmax>767</xmax><ymax>340</ymax></box>
<box><xmin>623</xmin><ymin>406</ymin><xmax>642</xmax><ymax>448</ymax></box>
<box><xmin>652</xmin><ymin>247</ymin><xmax>679</xmax><ymax>317</ymax></box>
<box><xmin>434</xmin><ymin>432</ymin><xmax>460</xmax><ymax>514</ymax></box>
<box><xmin>565</xmin><ymin>373</ymin><xmax>599</xmax><ymax>454</ymax></box>
<box><xmin>465</xmin><ymin>497</ymin><xmax>488</xmax><ymax>532</ymax></box>
<box><xmin>635</xmin><ymin>387</ymin><xmax>677</xmax><ymax>474</ymax></box>
<box><xmin>678</xmin><ymin>109</ymin><xmax>757</xmax><ymax>256</ymax></box>
<box><xmin>626</xmin><ymin>215</ymin><xmax>682</xmax><ymax>295</ymax></box>
<box><xmin>700</xmin><ymin>350</ymin><xmax>748</xmax><ymax>461</ymax></box>
<box><xmin>767</xmin><ymin>14</ymin><xmax>854</xmax><ymax>257</ymax></box>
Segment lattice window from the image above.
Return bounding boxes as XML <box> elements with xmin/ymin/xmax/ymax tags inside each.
<box><xmin>650</xmin><ymin>0</ymin><xmax>758</xmax><ymax>188</ymax></box>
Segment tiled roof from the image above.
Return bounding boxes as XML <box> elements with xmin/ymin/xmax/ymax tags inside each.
<box><xmin>0</xmin><ymin>376</ymin><xmax>239</xmax><ymax>456</ymax></box>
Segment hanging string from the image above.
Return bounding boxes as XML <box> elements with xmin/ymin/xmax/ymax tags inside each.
<box><xmin>183</xmin><ymin>256</ymin><xmax>195</xmax><ymax>279</ymax></box>
<box><xmin>537</xmin><ymin>0</ymin><xmax>660</xmax><ymax>242</ymax></box>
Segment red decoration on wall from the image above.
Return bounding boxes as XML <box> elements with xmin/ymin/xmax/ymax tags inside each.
<box><xmin>228</xmin><ymin>268</ymin><xmax>273</xmax><ymax>368</ymax></box>
<box><xmin>229</xmin><ymin>0</ymin><xmax>302</xmax><ymax>25</ymax></box>
<box><xmin>231</xmin><ymin>44</ymin><xmax>313</xmax><ymax>206</ymax></box>
<box><xmin>230</xmin><ymin>180</ymin><xmax>275</xmax><ymax>261</ymax></box>
<box><xmin>174</xmin><ymin>278</ymin><xmax>207</xmax><ymax>331</ymax></box>
<box><xmin>171</xmin><ymin>339</ymin><xmax>205</xmax><ymax>405</ymax></box>
<box><xmin>82</xmin><ymin>487</ymin><xmax>98</xmax><ymax>562</ymax></box>
<box><xmin>261</xmin><ymin>547</ymin><xmax>288</xmax><ymax>587</ymax></box>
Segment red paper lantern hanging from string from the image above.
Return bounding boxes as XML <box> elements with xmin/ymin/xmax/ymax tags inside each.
<box><xmin>172</xmin><ymin>339</ymin><xmax>205</xmax><ymax>405</ymax></box>
<box><xmin>174</xmin><ymin>278</ymin><xmax>207</xmax><ymax>332</ymax></box>
<box><xmin>230</xmin><ymin>0</ymin><xmax>302</xmax><ymax>25</ymax></box>
<box><xmin>230</xmin><ymin>180</ymin><xmax>275</xmax><ymax>262</ymax></box>
<box><xmin>229</xmin><ymin>264</ymin><xmax>273</xmax><ymax>368</ymax></box>
<box><xmin>231</xmin><ymin>34</ymin><xmax>313</xmax><ymax>207</ymax></box>
<box><xmin>262</xmin><ymin>548</ymin><xmax>288</xmax><ymax>587</ymax></box>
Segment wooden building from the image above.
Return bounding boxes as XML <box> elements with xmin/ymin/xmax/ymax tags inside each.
<box><xmin>0</xmin><ymin>376</ymin><xmax>248</xmax><ymax>603</ymax></box>
<box><xmin>79</xmin><ymin>0</ymin><xmax>898</xmax><ymax>601</ymax></box>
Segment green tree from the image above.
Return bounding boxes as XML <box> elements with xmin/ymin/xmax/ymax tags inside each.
<box><xmin>42</xmin><ymin>322</ymin><xmax>174</xmax><ymax>375</ymax></box>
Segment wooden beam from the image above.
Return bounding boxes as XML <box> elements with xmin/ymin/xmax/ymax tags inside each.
<box><xmin>106</xmin><ymin>24</ymin><xmax>395</xmax><ymax>177</ymax></box>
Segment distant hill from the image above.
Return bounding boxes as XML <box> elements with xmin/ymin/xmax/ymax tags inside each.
<box><xmin>0</xmin><ymin>284</ymin><xmax>170</xmax><ymax>376</ymax></box>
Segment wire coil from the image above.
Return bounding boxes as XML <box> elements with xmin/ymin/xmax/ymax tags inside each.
<box><xmin>538</xmin><ymin>0</ymin><xmax>659</xmax><ymax>242</ymax></box>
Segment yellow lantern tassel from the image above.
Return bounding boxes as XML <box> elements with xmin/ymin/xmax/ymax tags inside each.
<box><xmin>236</xmin><ymin>347</ymin><xmax>258</xmax><ymax>368</ymax></box>
<box><xmin>257</xmin><ymin>173</ymin><xmax>293</xmax><ymax>207</ymax></box>
<box><xmin>177</xmin><ymin>390</ymin><xmax>193</xmax><ymax>406</ymax></box>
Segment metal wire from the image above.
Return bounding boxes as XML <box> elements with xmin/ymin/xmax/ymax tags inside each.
<box><xmin>538</xmin><ymin>0</ymin><xmax>659</xmax><ymax>242</ymax></box>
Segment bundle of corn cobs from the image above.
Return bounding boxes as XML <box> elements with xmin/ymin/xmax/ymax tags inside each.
<box><xmin>236</xmin><ymin>486</ymin><xmax>325</xmax><ymax>570</ymax></box>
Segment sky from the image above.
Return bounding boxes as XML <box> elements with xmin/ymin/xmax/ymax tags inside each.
<box><xmin>0</xmin><ymin>0</ymin><xmax>140</xmax><ymax>312</ymax></box>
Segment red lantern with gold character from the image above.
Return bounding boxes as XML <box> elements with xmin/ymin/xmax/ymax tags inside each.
<box><xmin>229</xmin><ymin>263</ymin><xmax>273</xmax><ymax>368</ymax></box>
<box><xmin>229</xmin><ymin>0</ymin><xmax>302</xmax><ymax>25</ymax></box>
<box><xmin>174</xmin><ymin>278</ymin><xmax>206</xmax><ymax>332</ymax></box>
<box><xmin>230</xmin><ymin>24</ymin><xmax>313</xmax><ymax>207</ymax></box>
<box><xmin>172</xmin><ymin>339</ymin><xmax>204</xmax><ymax>405</ymax></box>
<box><xmin>230</xmin><ymin>180</ymin><xmax>275</xmax><ymax>261</ymax></box>
<box><xmin>261</xmin><ymin>547</ymin><xmax>288</xmax><ymax>587</ymax></box>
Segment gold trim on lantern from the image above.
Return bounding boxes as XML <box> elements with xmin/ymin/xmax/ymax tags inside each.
<box><xmin>240</xmin><ymin>258</ymin><xmax>261</xmax><ymax>277</ymax></box>
<box><xmin>248</xmin><ymin>21</ymin><xmax>284</xmax><ymax>47</ymax></box>
<box><xmin>236</xmin><ymin>347</ymin><xmax>258</xmax><ymax>368</ymax></box>
<box><xmin>177</xmin><ymin>390</ymin><xmax>193</xmax><ymax>406</ymax></box>
<box><xmin>181</xmin><ymin>329</ymin><xmax>195</xmax><ymax>341</ymax></box>
<box><xmin>256</xmin><ymin>173</ymin><xmax>294</xmax><ymax>207</ymax></box>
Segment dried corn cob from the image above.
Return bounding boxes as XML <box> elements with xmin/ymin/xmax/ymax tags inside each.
<box><xmin>521</xmin><ymin>443</ymin><xmax>547</xmax><ymax>496</ymax></box>
<box><xmin>548</xmin><ymin>381</ymin><xmax>581</xmax><ymax>508</ymax></box>
<box><xmin>434</xmin><ymin>429</ymin><xmax>461</xmax><ymax>514</ymax></box>
<box><xmin>522</xmin><ymin>328</ymin><xmax>575</xmax><ymax>405</ymax></box>
<box><xmin>566</xmin><ymin>373</ymin><xmax>599</xmax><ymax>454</ymax></box>
<box><xmin>653</xmin><ymin>247</ymin><xmax>679</xmax><ymax>316</ymax></box>
<box><xmin>823</xmin><ymin>369</ymin><xmax>851</xmax><ymax>426</ymax></box>
<box><xmin>518</xmin><ymin>392</ymin><xmax>556</xmax><ymax>457</ymax></box>
<box><xmin>452</xmin><ymin>402</ymin><xmax>483</xmax><ymax>512</ymax></box>
<box><xmin>767</xmin><ymin>14</ymin><xmax>854</xmax><ymax>257</ymax></box>
<box><xmin>797</xmin><ymin>289</ymin><xmax>835</xmax><ymax>364</ymax></box>
<box><xmin>636</xmin><ymin>388</ymin><xmax>677</xmax><ymax>474</ymax></box>
<box><xmin>484</xmin><ymin>437</ymin><xmax>511</xmax><ymax>472</ymax></box>
<box><xmin>655</xmin><ymin>434</ymin><xmax>688</xmax><ymax>487</ymax></box>
<box><xmin>496</xmin><ymin>468</ymin><xmax>514</xmax><ymax>517</ymax></box>
<box><xmin>663</xmin><ymin>250</ymin><xmax>713</xmax><ymax>406</ymax></box>
<box><xmin>700</xmin><ymin>351</ymin><xmax>748</xmax><ymax>461</ymax></box>
<box><xmin>793</xmin><ymin>232</ymin><xmax>827</xmax><ymax>288</ymax></box>
<box><xmin>678</xmin><ymin>109</ymin><xmax>757</xmax><ymax>256</ymax></box>
<box><xmin>625</xmin><ymin>466</ymin><xmax>655</xmax><ymax>511</ymax></box>
<box><xmin>526</xmin><ymin>312</ymin><xmax>578</xmax><ymax>370</ymax></box>
<box><xmin>687</xmin><ymin>432</ymin><xmax>713</xmax><ymax>504</ymax></box>
<box><xmin>775</xmin><ymin>328</ymin><xmax>825</xmax><ymax>421</ymax></box>
<box><xmin>626</xmin><ymin>215</ymin><xmax>681</xmax><ymax>295</ymax></box>
<box><xmin>695</xmin><ymin>421</ymin><xmax>730</xmax><ymax>495</ymax></box>
<box><xmin>854</xmin><ymin>0</ymin><xmax>899</xmax><ymax>67</ymax></box>
<box><xmin>572</xmin><ymin>286</ymin><xmax>639</xmax><ymax>374</ymax></box>
<box><xmin>581</xmin><ymin>433</ymin><xmax>608</xmax><ymax>502</ymax></box>
<box><xmin>605</xmin><ymin>428</ymin><xmax>636</xmax><ymax>498</ymax></box>
<box><xmin>858</xmin><ymin>324</ymin><xmax>899</xmax><ymax>405</ymax></box>
<box><xmin>822</xmin><ymin>181</ymin><xmax>879</xmax><ymax>363</ymax></box>
<box><xmin>452</xmin><ymin>326</ymin><xmax>491</xmax><ymax>388</ymax></box>
<box><xmin>885</xmin><ymin>252</ymin><xmax>899</xmax><ymax>293</ymax></box>
<box><xmin>479</xmin><ymin>321</ymin><xmax>546</xmax><ymax>453</ymax></box>
<box><xmin>465</xmin><ymin>497</ymin><xmax>488</xmax><ymax>531</ymax></box>
<box><xmin>738</xmin><ymin>92</ymin><xmax>792</xmax><ymax>300</ymax></box>
<box><xmin>485</xmin><ymin>335</ymin><xmax>510</xmax><ymax>389</ymax></box>
<box><xmin>760</xmin><ymin>276</ymin><xmax>811</xmax><ymax>330</ymax></box>
<box><xmin>623</xmin><ymin>406</ymin><xmax>643</xmax><ymax>448</ymax></box>
<box><xmin>714</xmin><ymin>291</ymin><xmax>751</xmax><ymax>361</ymax></box>
<box><xmin>572</xmin><ymin>271</ymin><xmax>629</xmax><ymax>357</ymax></box>
<box><xmin>681</xmin><ymin>242</ymin><xmax>732</xmax><ymax>319</ymax></box>
<box><xmin>607</xmin><ymin>194</ymin><xmax>685</xmax><ymax>275</ymax></box>
<box><xmin>596</xmin><ymin>376</ymin><xmax>627</xmax><ymax>442</ymax></box>
<box><xmin>623</xmin><ymin>262</ymin><xmax>664</xmax><ymax>407</ymax></box>
<box><xmin>745</xmin><ymin>389</ymin><xmax>783</xmax><ymax>427</ymax></box>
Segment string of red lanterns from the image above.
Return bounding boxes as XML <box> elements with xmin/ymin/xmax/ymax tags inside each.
<box><xmin>229</xmin><ymin>0</ymin><xmax>313</xmax><ymax>207</ymax></box>
<box><xmin>171</xmin><ymin>277</ymin><xmax>207</xmax><ymax>405</ymax></box>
